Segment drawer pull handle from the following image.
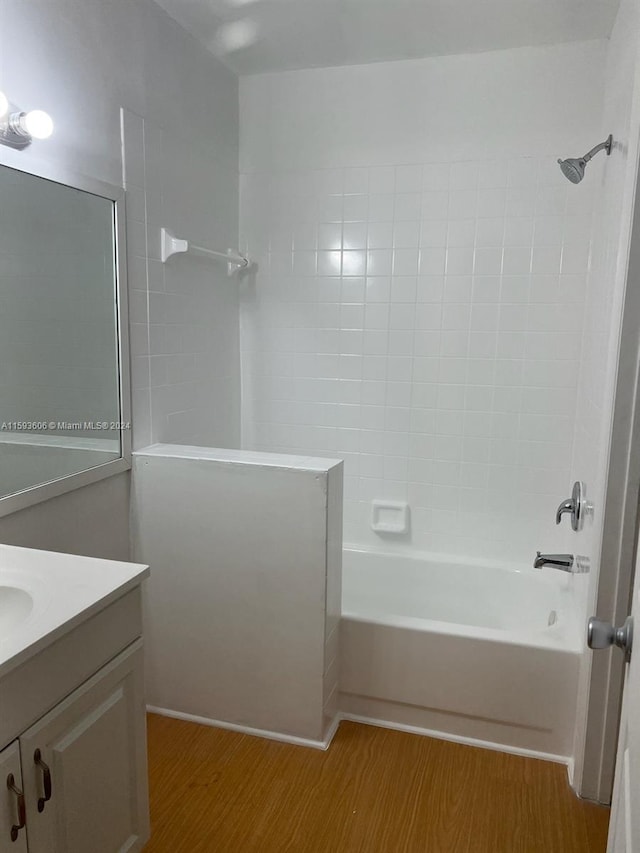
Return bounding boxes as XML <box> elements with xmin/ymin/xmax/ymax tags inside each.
<box><xmin>33</xmin><ymin>750</ymin><xmax>52</xmax><ymax>813</ymax></box>
<box><xmin>6</xmin><ymin>773</ymin><xmax>26</xmax><ymax>842</ymax></box>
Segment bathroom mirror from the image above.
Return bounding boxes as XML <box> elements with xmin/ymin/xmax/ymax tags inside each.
<box><xmin>0</xmin><ymin>161</ymin><xmax>130</xmax><ymax>515</ymax></box>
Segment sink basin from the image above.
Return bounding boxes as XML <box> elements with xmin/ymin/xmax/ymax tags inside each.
<box><xmin>0</xmin><ymin>586</ymin><xmax>34</xmax><ymax>640</ymax></box>
<box><xmin>0</xmin><ymin>545</ymin><xmax>148</xmax><ymax>678</ymax></box>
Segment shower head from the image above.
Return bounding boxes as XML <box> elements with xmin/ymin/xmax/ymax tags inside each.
<box><xmin>558</xmin><ymin>157</ymin><xmax>586</xmax><ymax>184</ymax></box>
<box><xmin>558</xmin><ymin>134</ymin><xmax>613</xmax><ymax>184</ymax></box>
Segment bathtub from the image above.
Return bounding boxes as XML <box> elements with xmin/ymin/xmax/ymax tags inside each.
<box><xmin>339</xmin><ymin>548</ymin><xmax>582</xmax><ymax>762</ymax></box>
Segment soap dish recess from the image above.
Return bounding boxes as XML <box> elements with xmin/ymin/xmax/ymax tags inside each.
<box><xmin>371</xmin><ymin>501</ymin><xmax>410</xmax><ymax>534</ymax></box>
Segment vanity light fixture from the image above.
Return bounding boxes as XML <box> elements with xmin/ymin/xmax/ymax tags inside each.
<box><xmin>0</xmin><ymin>93</ymin><xmax>54</xmax><ymax>149</ymax></box>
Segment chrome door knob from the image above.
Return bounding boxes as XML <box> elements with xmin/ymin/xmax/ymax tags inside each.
<box><xmin>588</xmin><ymin>616</ymin><xmax>633</xmax><ymax>657</ymax></box>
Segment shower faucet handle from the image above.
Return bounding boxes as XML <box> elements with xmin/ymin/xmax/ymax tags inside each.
<box><xmin>555</xmin><ymin>481</ymin><xmax>584</xmax><ymax>531</ymax></box>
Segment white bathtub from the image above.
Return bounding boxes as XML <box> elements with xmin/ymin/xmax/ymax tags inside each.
<box><xmin>339</xmin><ymin>548</ymin><xmax>582</xmax><ymax>762</ymax></box>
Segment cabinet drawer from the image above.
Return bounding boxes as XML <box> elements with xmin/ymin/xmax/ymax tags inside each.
<box><xmin>0</xmin><ymin>589</ymin><xmax>142</xmax><ymax>749</ymax></box>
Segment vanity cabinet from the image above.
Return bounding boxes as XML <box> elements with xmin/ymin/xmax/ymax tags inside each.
<box><xmin>0</xmin><ymin>548</ymin><xmax>150</xmax><ymax>853</ymax></box>
<box><xmin>0</xmin><ymin>642</ymin><xmax>149</xmax><ymax>853</ymax></box>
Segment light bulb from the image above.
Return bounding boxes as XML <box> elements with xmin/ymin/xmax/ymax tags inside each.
<box><xmin>0</xmin><ymin>92</ymin><xmax>8</xmax><ymax>120</ymax></box>
<box><xmin>22</xmin><ymin>109</ymin><xmax>53</xmax><ymax>140</ymax></box>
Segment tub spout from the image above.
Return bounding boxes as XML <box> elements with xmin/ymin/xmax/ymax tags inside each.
<box><xmin>534</xmin><ymin>552</ymin><xmax>575</xmax><ymax>571</ymax></box>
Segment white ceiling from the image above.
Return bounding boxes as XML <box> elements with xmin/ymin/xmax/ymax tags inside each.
<box><xmin>154</xmin><ymin>0</ymin><xmax>621</xmax><ymax>76</ymax></box>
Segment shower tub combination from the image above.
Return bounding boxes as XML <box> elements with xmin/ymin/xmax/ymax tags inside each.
<box><xmin>339</xmin><ymin>548</ymin><xmax>581</xmax><ymax>763</ymax></box>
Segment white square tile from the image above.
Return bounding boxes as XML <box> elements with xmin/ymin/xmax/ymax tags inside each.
<box><xmin>419</xmin><ymin>248</ymin><xmax>447</xmax><ymax>275</ymax></box>
<box><xmin>393</xmin><ymin>221</ymin><xmax>421</xmax><ymax>249</ymax></box>
<box><xmin>446</xmin><ymin>247</ymin><xmax>474</xmax><ymax>275</ymax></box>
<box><xmin>422</xmin><ymin>164</ymin><xmax>449</xmax><ymax>191</ymax></box>
<box><xmin>344</xmin><ymin>167</ymin><xmax>370</xmax><ymax>194</ymax></box>
<box><xmin>343</xmin><ymin>250</ymin><xmax>366</xmax><ymax>276</ymax></box>
<box><xmin>415</xmin><ymin>275</ymin><xmax>444</xmax><ymax>302</ymax></box>
<box><xmin>368</xmin><ymin>194</ymin><xmax>395</xmax><ymax>221</ymax></box>
<box><xmin>473</xmin><ymin>276</ymin><xmax>501</xmax><ymax>302</ymax></box>
<box><xmin>450</xmin><ymin>161</ymin><xmax>479</xmax><ymax>189</ymax></box>
<box><xmin>413</xmin><ymin>357</ymin><xmax>439</xmax><ymax>382</ymax></box>
<box><xmin>368</xmin><ymin>222</ymin><xmax>394</xmax><ymax>249</ymax></box>
<box><xmin>443</xmin><ymin>276</ymin><xmax>472</xmax><ymax>302</ymax></box>
<box><xmin>478</xmin><ymin>160</ymin><xmax>506</xmax><ymax>189</ymax></box>
<box><xmin>449</xmin><ymin>189</ymin><xmax>477</xmax><ymax>219</ymax></box>
<box><xmin>506</xmin><ymin>188</ymin><xmax>536</xmax><ymax>218</ymax></box>
<box><xmin>448</xmin><ymin>220</ymin><xmax>476</xmax><ymax>247</ymax></box>
<box><xmin>395</xmin><ymin>165</ymin><xmax>422</xmax><ymax>193</ymax></box>
<box><xmin>366</xmin><ymin>277</ymin><xmax>392</xmax><ymax>302</ymax></box>
<box><xmin>317</xmin><ymin>195</ymin><xmax>344</xmax><ymax>222</ymax></box>
<box><xmin>421</xmin><ymin>191</ymin><xmax>449</xmax><ymax>220</ymax></box>
<box><xmin>390</xmin><ymin>277</ymin><xmax>417</xmax><ymax>303</ymax></box>
<box><xmin>420</xmin><ymin>220</ymin><xmax>448</xmax><ymax>247</ymax></box>
<box><xmin>367</xmin><ymin>249</ymin><xmax>393</xmax><ymax>276</ymax></box>
<box><xmin>415</xmin><ymin>303</ymin><xmax>443</xmax><ymax>330</ymax></box>
<box><xmin>318</xmin><ymin>224</ymin><xmax>342</xmax><ymax>250</ymax></box>
<box><xmin>394</xmin><ymin>193</ymin><xmax>422</xmax><ymax>221</ymax></box>
<box><xmin>393</xmin><ymin>248</ymin><xmax>420</xmax><ymax>276</ymax></box>
<box><xmin>369</xmin><ymin>166</ymin><xmax>396</xmax><ymax>194</ymax></box>
<box><xmin>442</xmin><ymin>304</ymin><xmax>471</xmax><ymax>330</ymax></box>
<box><xmin>502</xmin><ymin>247</ymin><xmax>532</xmax><ymax>275</ymax></box>
<box><xmin>413</xmin><ymin>331</ymin><xmax>441</xmax><ymax>357</ymax></box>
<box><xmin>344</xmin><ymin>195</ymin><xmax>369</xmax><ymax>222</ymax></box>
<box><xmin>531</xmin><ymin>246</ymin><xmax>562</xmax><ymax>275</ymax></box>
<box><xmin>318</xmin><ymin>250</ymin><xmax>342</xmax><ymax>275</ymax></box>
<box><xmin>440</xmin><ymin>331</ymin><xmax>469</xmax><ymax>357</ymax></box>
<box><xmin>388</xmin><ymin>330</ymin><xmax>414</xmax><ymax>355</ymax></box>
<box><xmin>474</xmin><ymin>248</ymin><xmax>503</xmax><ymax>275</ymax></box>
<box><xmin>475</xmin><ymin>218</ymin><xmax>504</xmax><ymax>247</ymax></box>
<box><xmin>343</xmin><ymin>223</ymin><xmax>368</xmax><ymax>250</ymax></box>
<box><xmin>413</xmin><ymin>383</ymin><xmax>438</xmax><ymax>409</ymax></box>
<box><xmin>389</xmin><ymin>304</ymin><xmax>416</xmax><ymax>330</ymax></box>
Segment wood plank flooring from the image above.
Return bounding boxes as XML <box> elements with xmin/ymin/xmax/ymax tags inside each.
<box><xmin>144</xmin><ymin>714</ymin><xmax>609</xmax><ymax>853</ymax></box>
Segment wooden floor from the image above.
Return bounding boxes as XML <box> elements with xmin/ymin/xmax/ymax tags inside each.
<box><xmin>144</xmin><ymin>714</ymin><xmax>609</xmax><ymax>853</ymax></box>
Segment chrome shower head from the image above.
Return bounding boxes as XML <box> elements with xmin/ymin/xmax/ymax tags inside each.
<box><xmin>558</xmin><ymin>157</ymin><xmax>586</xmax><ymax>184</ymax></box>
<box><xmin>558</xmin><ymin>134</ymin><xmax>613</xmax><ymax>184</ymax></box>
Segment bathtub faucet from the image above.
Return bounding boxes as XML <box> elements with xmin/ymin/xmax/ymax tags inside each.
<box><xmin>533</xmin><ymin>552</ymin><xmax>575</xmax><ymax>572</ymax></box>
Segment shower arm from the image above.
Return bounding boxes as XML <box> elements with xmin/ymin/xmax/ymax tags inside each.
<box><xmin>582</xmin><ymin>134</ymin><xmax>613</xmax><ymax>163</ymax></box>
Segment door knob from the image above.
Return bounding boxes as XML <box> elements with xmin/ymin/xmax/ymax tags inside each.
<box><xmin>588</xmin><ymin>616</ymin><xmax>633</xmax><ymax>658</ymax></box>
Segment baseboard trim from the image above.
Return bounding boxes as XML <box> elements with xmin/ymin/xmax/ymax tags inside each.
<box><xmin>147</xmin><ymin>704</ymin><xmax>569</xmax><ymax>767</ymax></box>
<box><xmin>339</xmin><ymin>712</ymin><xmax>570</xmax><ymax>767</ymax></box>
<box><xmin>147</xmin><ymin>705</ymin><xmax>340</xmax><ymax>751</ymax></box>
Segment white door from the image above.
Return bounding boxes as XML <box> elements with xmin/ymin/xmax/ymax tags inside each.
<box><xmin>605</xmin><ymin>548</ymin><xmax>640</xmax><ymax>852</ymax></box>
<box><xmin>0</xmin><ymin>740</ymin><xmax>27</xmax><ymax>853</ymax></box>
<box><xmin>20</xmin><ymin>642</ymin><xmax>149</xmax><ymax>853</ymax></box>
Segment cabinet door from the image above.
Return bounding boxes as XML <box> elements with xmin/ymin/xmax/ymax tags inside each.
<box><xmin>20</xmin><ymin>641</ymin><xmax>149</xmax><ymax>853</ymax></box>
<box><xmin>0</xmin><ymin>741</ymin><xmax>27</xmax><ymax>853</ymax></box>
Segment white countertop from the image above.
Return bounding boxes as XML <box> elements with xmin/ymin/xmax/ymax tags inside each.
<box><xmin>0</xmin><ymin>544</ymin><xmax>149</xmax><ymax>679</ymax></box>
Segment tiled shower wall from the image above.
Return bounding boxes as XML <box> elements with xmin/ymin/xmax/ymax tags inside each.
<box><xmin>240</xmin><ymin>41</ymin><xmax>607</xmax><ymax>564</ymax></box>
<box><xmin>123</xmin><ymin>97</ymin><xmax>240</xmax><ymax>451</ymax></box>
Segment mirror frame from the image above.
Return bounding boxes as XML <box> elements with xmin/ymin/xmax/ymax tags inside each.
<box><xmin>0</xmin><ymin>157</ymin><xmax>132</xmax><ymax>518</ymax></box>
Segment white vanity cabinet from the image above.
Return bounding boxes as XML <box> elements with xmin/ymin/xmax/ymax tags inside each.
<box><xmin>0</xmin><ymin>545</ymin><xmax>151</xmax><ymax>853</ymax></box>
<box><xmin>19</xmin><ymin>642</ymin><xmax>148</xmax><ymax>853</ymax></box>
<box><xmin>0</xmin><ymin>642</ymin><xmax>148</xmax><ymax>852</ymax></box>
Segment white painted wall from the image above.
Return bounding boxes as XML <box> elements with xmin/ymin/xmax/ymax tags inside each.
<box><xmin>239</xmin><ymin>41</ymin><xmax>607</xmax><ymax>564</ymax></box>
<box><xmin>131</xmin><ymin>445</ymin><xmax>342</xmax><ymax>744</ymax></box>
<box><xmin>0</xmin><ymin>0</ymin><xmax>239</xmax><ymax>554</ymax></box>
